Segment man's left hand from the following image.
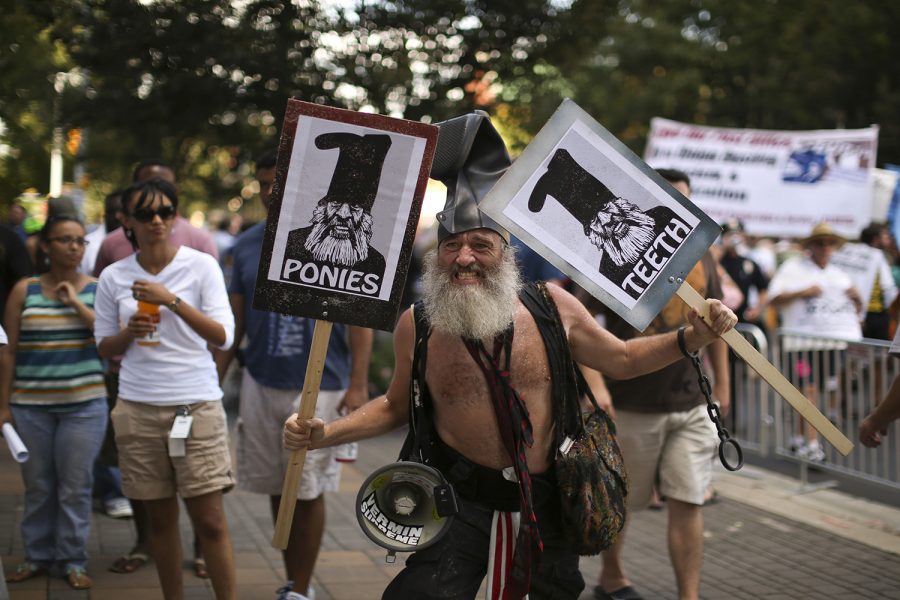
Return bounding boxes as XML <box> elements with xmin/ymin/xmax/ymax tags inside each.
<box><xmin>687</xmin><ymin>299</ymin><xmax>738</xmax><ymax>346</ymax></box>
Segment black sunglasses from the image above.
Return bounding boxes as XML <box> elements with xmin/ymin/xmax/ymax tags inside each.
<box><xmin>132</xmin><ymin>205</ymin><xmax>177</xmax><ymax>223</ymax></box>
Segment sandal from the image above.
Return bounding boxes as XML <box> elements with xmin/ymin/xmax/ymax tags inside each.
<box><xmin>109</xmin><ymin>551</ymin><xmax>150</xmax><ymax>574</ymax></box>
<box><xmin>193</xmin><ymin>557</ymin><xmax>209</xmax><ymax>579</ymax></box>
<box><xmin>65</xmin><ymin>565</ymin><xmax>93</xmax><ymax>590</ymax></box>
<box><xmin>5</xmin><ymin>561</ymin><xmax>46</xmax><ymax>583</ymax></box>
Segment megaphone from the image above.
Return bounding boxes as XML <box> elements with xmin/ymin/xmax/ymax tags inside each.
<box><xmin>356</xmin><ymin>461</ymin><xmax>458</xmax><ymax>563</ymax></box>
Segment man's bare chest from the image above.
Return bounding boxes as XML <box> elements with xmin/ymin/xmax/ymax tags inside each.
<box><xmin>424</xmin><ymin>313</ymin><xmax>552</xmax><ymax>408</ymax></box>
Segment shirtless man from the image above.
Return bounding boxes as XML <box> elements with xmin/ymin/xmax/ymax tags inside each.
<box><xmin>284</xmin><ymin>112</ymin><xmax>738</xmax><ymax>599</ymax></box>
<box><xmin>284</xmin><ymin>227</ymin><xmax>735</xmax><ymax>598</ymax></box>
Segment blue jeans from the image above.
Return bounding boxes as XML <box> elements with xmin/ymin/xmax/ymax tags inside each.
<box><xmin>12</xmin><ymin>398</ymin><xmax>107</xmax><ymax>572</ymax></box>
<box><xmin>93</xmin><ymin>461</ymin><xmax>125</xmax><ymax>503</ymax></box>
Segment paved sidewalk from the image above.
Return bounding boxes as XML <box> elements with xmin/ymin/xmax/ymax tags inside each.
<box><xmin>2</xmin><ymin>428</ymin><xmax>899</xmax><ymax>599</ymax></box>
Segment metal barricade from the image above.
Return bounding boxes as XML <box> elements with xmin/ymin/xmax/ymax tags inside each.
<box><xmin>729</xmin><ymin>323</ymin><xmax>772</xmax><ymax>455</ymax></box>
<box><xmin>745</xmin><ymin>329</ymin><xmax>900</xmax><ymax>490</ymax></box>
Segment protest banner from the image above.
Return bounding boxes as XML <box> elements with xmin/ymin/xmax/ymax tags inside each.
<box><xmin>645</xmin><ymin>118</ymin><xmax>879</xmax><ymax>238</ymax></box>
<box><xmin>259</xmin><ymin>100</ymin><xmax>438</xmax><ymax>548</ymax></box>
<box><xmin>481</xmin><ymin>99</ymin><xmax>853</xmax><ymax>456</ymax></box>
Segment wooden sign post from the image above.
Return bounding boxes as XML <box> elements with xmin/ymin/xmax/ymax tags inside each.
<box><xmin>272</xmin><ymin>320</ymin><xmax>332</xmax><ymax>549</ymax></box>
<box><xmin>676</xmin><ymin>283</ymin><xmax>852</xmax><ymax>455</ymax></box>
<box><xmin>253</xmin><ymin>100</ymin><xmax>438</xmax><ymax>549</ymax></box>
<box><xmin>480</xmin><ymin>99</ymin><xmax>853</xmax><ymax>456</ymax></box>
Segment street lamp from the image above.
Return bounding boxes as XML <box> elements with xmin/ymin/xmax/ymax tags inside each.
<box><xmin>50</xmin><ymin>69</ymin><xmax>85</xmax><ymax>197</ymax></box>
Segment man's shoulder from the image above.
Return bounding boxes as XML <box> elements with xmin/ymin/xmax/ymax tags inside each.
<box><xmin>774</xmin><ymin>255</ymin><xmax>805</xmax><ymax>275</ymax></box>
<box><xmin>233</xmin><ymin>222</ymin><xmax>265</xmax><ymax>252</ymax></box>
<box><xmin>98</xmin><ymin>227</ymin><xmax>130</xmax><ymax>253</ymax></box>
<box><xmin>175</xmin><ymin>217</ymin><xmax>215</xmax><ymax>245</ymax></box>
<box><xmin>86</xmin><ymin>226</ymin><xmax>107</xmax><ymax>244</ymax></box>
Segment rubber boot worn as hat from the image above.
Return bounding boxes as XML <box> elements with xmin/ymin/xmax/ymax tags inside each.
<box><xmin>431</xmin><ymin>110</ymin><xmax>511</xmax><ymax>243</ymax></box>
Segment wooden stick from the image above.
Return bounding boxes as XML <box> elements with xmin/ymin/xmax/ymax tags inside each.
<box><xmin>272</xmin><ymin>320</ymin><xmax>335</xmax><ymax>549</ymax></box>
<box><xmin>676</xmin><ymin>282</ymin><xmax>854</xmax><ymax>456</ymax></box>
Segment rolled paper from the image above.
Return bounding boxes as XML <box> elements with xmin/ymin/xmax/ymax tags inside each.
<box><xmin>2</xmin><ymin>423</ymin><xmax>28</xmax><ymax>463</ymax></box>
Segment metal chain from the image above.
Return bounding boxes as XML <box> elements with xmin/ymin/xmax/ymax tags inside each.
<box><xmin>687</xmin><ymin>352</ymin><xmax>744</xmax><ymax>472</ymax></box>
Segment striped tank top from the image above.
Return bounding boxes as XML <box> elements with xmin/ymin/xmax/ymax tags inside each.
<box><xmin>12</xmin><ymin>277</ymin><xmax>105</xmax><ymax>408</ymax></box>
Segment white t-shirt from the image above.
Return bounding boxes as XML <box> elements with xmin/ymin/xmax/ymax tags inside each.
<box><xmin>94</xmin><ymin>246</ymin><xmax>235</xmax><ymax>405</ymax></box>
<box><xmin>769</xmin><ymin>255</ymin><xmax>862</xmax><ymax>345</ymax></box>
<box><xmin>79</xmin><ymin>224</ymin><xmax>108</xmax><ymax>274</ymax></box>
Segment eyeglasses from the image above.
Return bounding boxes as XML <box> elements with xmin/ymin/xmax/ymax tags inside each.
<box><xmin>131</xmin><ymin>205</ymin><xmax>177</xmax><ymax>223</ymax></box>
<box><xmin>49</xmin><ymin>236</ymin><xmax>89</xmax><ymax>247</ymax></box>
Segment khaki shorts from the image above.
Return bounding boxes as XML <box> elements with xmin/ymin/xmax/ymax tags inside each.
<box><xmin>111</xmin><ymin>398</ymin><xmax>234</xmax><ymax>500</ymax></box>
<box><xmin>614</xmin><ymin>404</ymin><xmax>717</xmax><ymax>508</ymax></box>
<box><xmin>236</xmin><ymin>370</ymin><xmax>342</xmax><ymax>500</ymax></box>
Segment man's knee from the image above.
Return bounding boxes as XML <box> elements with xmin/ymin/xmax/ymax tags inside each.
<box><xmin>666</xmin><ymin>498</ymin><xmax>703</xmax><ymax>523</ymax></box>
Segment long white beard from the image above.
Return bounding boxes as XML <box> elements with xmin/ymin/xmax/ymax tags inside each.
<box><xmin>305</xmin><ymin>205</ymin><xmax>374</xmax><ymax>266</ymax></box>
<box><xmin>588</xmin><ymin>199</ymin><xmax>656</xmax><ymax>266</ymax></box>
<box><xmin>421</xmin><ymin>247</ymin><xmax>522</xmax><ymax>340</ymax></box>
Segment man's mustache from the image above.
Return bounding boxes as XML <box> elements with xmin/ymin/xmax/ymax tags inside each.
<box><xmin>324</xmin><ymin>213</ymin><xmax>361</xmax><ymax>238</ymax></box>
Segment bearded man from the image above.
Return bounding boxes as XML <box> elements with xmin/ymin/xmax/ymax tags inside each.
<box><xmin>282</xmin><ymin>114</ymin><xmax>737</xmax><ymax>600</ymax></box>
<box><xmin>282</xmin><ymin>132</ymin><xmax>390</xmax><ymax>293</ymax></box>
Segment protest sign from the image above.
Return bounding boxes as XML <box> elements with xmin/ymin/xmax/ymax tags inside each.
<box><xmin>261</xmin><ymin>100</ymin><xmax>438</xmax><ymax>548</ymax></box>
<box><xmin>645</xmin><ymin>118</ymin><xmax>879</xmax><ymax>238</ymax></box>
<box><xmin>254</xmin><ymin>100</ymin><xmax>438</xmax><ymax>331</ymax></box>
<box><xmin>831</xmin><ymin>242</ymin><xmax>896</xmax><ymax>319</ymax></box>
<box><xmin>480</xmin><ymin>99</ymin><xmax>721</xmax><ymax>332</ymax></box>
<box><xmin>481</xmin><ymin>99</ymin><xmax>853</xmax><ymax>456</ymax></box>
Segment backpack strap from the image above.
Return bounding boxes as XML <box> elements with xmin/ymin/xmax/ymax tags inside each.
<box><xmin>518</xmin><ymin>282</ymin><xmax>600</xmax><ymax>455</ymax></box>
<box><xmin>398</xmin><ymin>301</ymin><xmax>434</xmax><ymax>462</ymax></box>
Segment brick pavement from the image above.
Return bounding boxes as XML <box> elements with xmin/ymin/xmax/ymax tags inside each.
<box><xmin>2</xmin><ymin>428</ymin><xmax>899</xmax><ymax>599</ymax></box>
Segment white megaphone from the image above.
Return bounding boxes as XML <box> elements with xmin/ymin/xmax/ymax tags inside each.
<box><xmin>356</xmin><ymin>461</ymin><xmax>458</xmax><ymax>563</ymax></box>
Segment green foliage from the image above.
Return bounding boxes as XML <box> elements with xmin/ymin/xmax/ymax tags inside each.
<box><xmin>2</xmin><ymin>0</ymin><xmax>900</xmax><ymax>222</ymax></box>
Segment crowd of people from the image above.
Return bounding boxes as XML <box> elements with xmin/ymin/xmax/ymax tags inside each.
<box><xmin>0</xmin><ymin>157</ymin><xmax>372</xmax><ymax>600</ymax></box>
<box><xmin>0</xmin><ymin>114</ymin><xmax>898</xmax><ymax>600</ymax></box>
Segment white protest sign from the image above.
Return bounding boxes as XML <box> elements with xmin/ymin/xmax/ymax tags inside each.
<box><xmin>831</xmin><ymin>242</ymin><xmax>897</xmax><ymax>318</ymax></box>
<box><xmin>481</xmin><ymin>100</ymin><xmax>720</xmax><ymax>331</ymax></box>
<box><xmin>481</xmin><ymin>99</ymin><xmax>853</xmax><ymax>456</ymax></box>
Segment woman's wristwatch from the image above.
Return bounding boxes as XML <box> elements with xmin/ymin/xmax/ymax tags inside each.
<box><xmin>168</xmin><ymin>296</ymin><xmax>182</xmax><ymax>314</ymax></box>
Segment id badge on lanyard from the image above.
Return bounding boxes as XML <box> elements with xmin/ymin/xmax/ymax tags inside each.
<box><xmin>168</xmin><ymin>405</ymin><xmax>194</xmax><ymax>458</ymax></box>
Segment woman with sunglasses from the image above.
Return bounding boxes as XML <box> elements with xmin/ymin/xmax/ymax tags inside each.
<box><xmin>94</xmin><ymin>178</ymin><xmax>236</xmax><ymax>600</ymax></box>
<box><xmin>1</xmin><ymin>215</ymin><xmax>107</xmax><ymax>590</ymax></box>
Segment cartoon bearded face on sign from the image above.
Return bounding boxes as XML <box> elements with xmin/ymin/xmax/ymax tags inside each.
<box><xmin>305</xmin><ymin>200</ymin><xmax>375</xmax><ymax>266</ymax></box>
<box><xmin>587</xmin><ymin>197</ymin><xmax>657</xmax><ymax>267</ymax></box>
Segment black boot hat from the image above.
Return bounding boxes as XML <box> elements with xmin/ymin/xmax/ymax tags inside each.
<box><xmin>431</xmin><ymin>110</ymin><xmax>511</xmax><ymax>243</ymax></box>
<box><xmin>527</xmin><ymin>148</ymin><xmax>617</xmax><ymax>236</ymax></box>
<box><xmin>315</xmin><ymin>132</ymin><xmax>393</xmax><ymax>213</ymax></box>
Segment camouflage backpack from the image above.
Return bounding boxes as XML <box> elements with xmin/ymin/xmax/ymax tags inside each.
<box><xmin>520</xmin><ymin>282</ymin><xmax>628</xmax><ymax>555</ymax></box>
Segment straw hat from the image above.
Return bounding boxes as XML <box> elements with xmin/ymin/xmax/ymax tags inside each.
<box><xmin>801</xmin><ymin>222</ymin><xmax>846</xmax><ymax>247</ymax></box>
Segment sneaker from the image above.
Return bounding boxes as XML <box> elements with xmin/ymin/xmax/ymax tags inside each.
<box><xmin>806</xmin><ymin>446</ymin><xmax>826</xmax><ymax>463</ymax></box>
<box><xmin>104</xmin><ymin>497</ymin><xmax>133</xmax><ymax>519</ymax></box>
<box><xmin>276</xmin><ymin>581</ymin><xmax>311</xmax><ymax>600</ymax></box>
<box><xmin>805</xmin><ymin>440</ymin><xmax>826</xmax><ymax>462</ymax></box>
<box><xmin>796</xmin><ymin>442</ymin><xmax>826</xmax><ymax>463</ymax></box>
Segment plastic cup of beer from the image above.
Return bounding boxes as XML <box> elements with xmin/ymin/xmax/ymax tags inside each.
<box><xmin>136</xmin><ymin>300</ymin><xmax>161</xmax><ymax>346</ymax></box>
